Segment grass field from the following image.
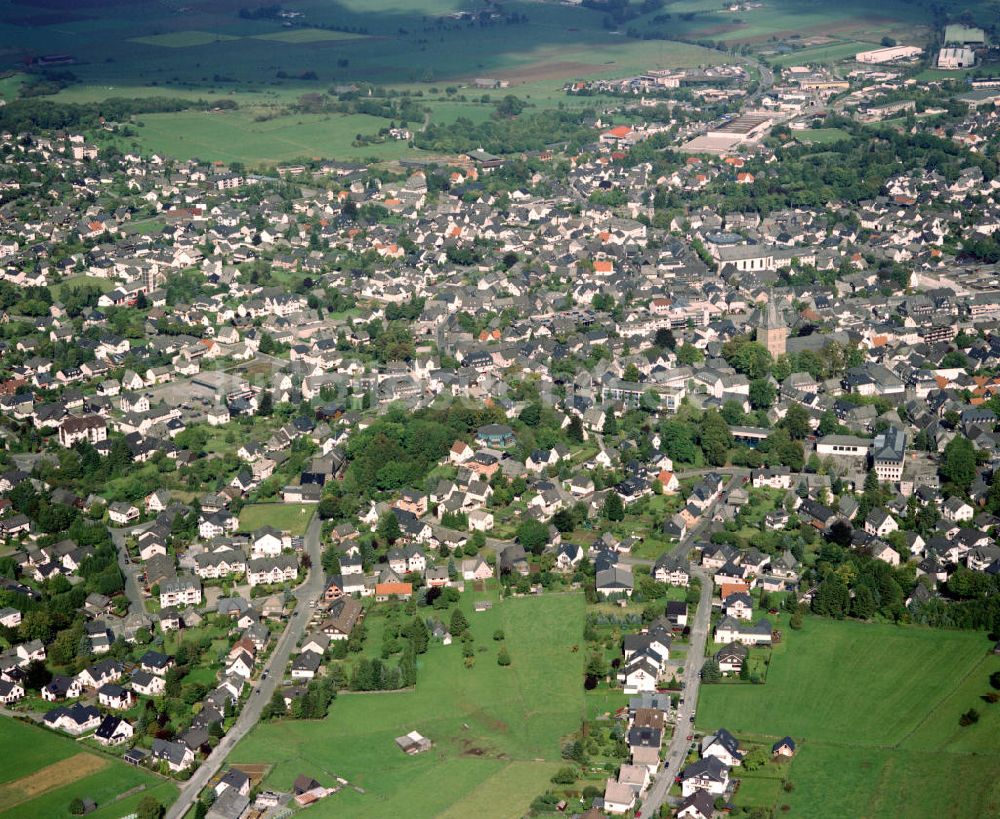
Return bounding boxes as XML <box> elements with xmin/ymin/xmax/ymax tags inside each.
<box><xmin>794</xmin><ymin>128</ymin><xmax>852</xmax><ymax>144</ymax></box>
<box><xmin>697</xmin><ymin>618</ymin><xmax>1000</xmax><ymax>817</ymax></box>
<box><xmin>253</xmin><ymin>29</ymin><xmax>369</xmax><ymax>44</ymax></box>
<box><xmin>127</xmin><ymin>109</ymin><xmax>420</xmax><ymax>165</ymax></box>
<box><xmin>770</xmin><ymin>41</ymin><xmax>871</xmax><ymax>67</ymax></box>
<box><xmin>129</xmin><ymin>31</ymin><xmax>240</xmax><ymax>48</ymax></box>
<box><xmin>238</xmin><ymin>502</ymin><xmax>315</xmax><ymax>535</ymax></box>
<box><xmin>661</xmin><ymin>0</ymin><xmax>930</xmax><ymax>45</ymax></box>
<box><xmin>49</xmin><ymin>275</ymin><xmax>114</xmax><ymax>300</ymax></box>
<box><xmin>0</xmin><ymin>718</ymin><xmax>177</xmax><ymax>819</ymax></box>
<box><xmin>24</xmin><ymin>0</ymin><xmax>928</xmax><ymax>168</ymax></box>
<box><xmin>229</xmin><ymin>593</ymin><xmax>585</xmax><ymax>818</ymax></box>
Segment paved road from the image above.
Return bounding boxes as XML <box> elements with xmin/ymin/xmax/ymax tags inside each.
<box><xmin>640</xmin><ymin>567</ymin><xmax>713</xmax><ymax>817</ymax></box>
<box><xmin>110</xmin><ymin>522</ymin><xmax>154</xmax><ymax>618</ymax></box>
<box><xmin>632</xmin><ymin>474</ymin><xmax>739</xmax><ymax>817</ymax></box>
<box><xmin>165</xmin><ymin>514</ymin><xmax>324</xmax><ymax>819</ymax></box>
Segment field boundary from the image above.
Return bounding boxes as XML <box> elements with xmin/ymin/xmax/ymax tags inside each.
<box><xmin>0</xmin><ymin>752</ymin><xmax>107</xmax><ymax>810</ymax></box>
<box><xmin>893</xmin><ymin>654</ymin><xmax>991</xmax><ymax>748</ymax></box>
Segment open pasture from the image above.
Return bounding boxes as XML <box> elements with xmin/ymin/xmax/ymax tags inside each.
<box><xmin>698</xmin><ymin>618</ymin><xmax>1000</xmax><ymax>818</ymax></box>
<box><xmin>229</xmin><ymin>593</ymin><xmax>586</xmax><ymax>818</ymax></box>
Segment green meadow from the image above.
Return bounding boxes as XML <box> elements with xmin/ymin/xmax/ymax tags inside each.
<box><xmin>0</xmin><ymin>718</ymin><xmax>177</xmax><ymax>819</ymax></box>
<box><xmin>238</xmin><ymin>502</ymin><xmax>316</xmax><ymax>536</ymax></box>
<box><xmin>229</xmin><ymin>593</ymin><xmax>586</xmax><ymax>818</ymax></box>
<box><xmin>698</xmin><ymin>617</ymin><xmax>1000</xmax><ymax>817</ymax></box>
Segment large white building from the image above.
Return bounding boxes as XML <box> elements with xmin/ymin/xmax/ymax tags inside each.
<box><xmin>856</xmin><ymin>45</ymin><xmax>923</xmax><ymax>64</ymax></box>
<box><xmin>938</xmin><ymin>47</ymin><xmax>976</xmax><ymax>69</ymax></box>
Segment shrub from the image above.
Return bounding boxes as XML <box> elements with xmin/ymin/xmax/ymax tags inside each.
<box><xmin>551</xmin><ymin>767</ymin><xmax>577</xmax><ymax>784</ymax></box>
<box><xmin>959</xmin><ymin>708</ymin><xmax>980</xmax><ymax>726</ymax></box>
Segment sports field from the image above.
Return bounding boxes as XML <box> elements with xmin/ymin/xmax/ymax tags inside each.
<box><xmin>229</xmin><ymin>593</ymin><xmax>585</xmax><ymax>818</ymax></box>
<box><xmin>238</xmin><ymin>502</ymin><xmax>315</xmax><ymax>536</ymax></box>
<box><xmin>697</xmin><ymin>617</ymin><xmax>1000</xmax><ymax>817</ymax></box>
<box><xmin>0</xmin><ymin>718</ymin><xmax>177</xmax><ymax>819</ymax></box>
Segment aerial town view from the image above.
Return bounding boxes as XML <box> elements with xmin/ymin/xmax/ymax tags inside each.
<box><xmin>0</xmin><ymin>0</ymin><xmax>999</xmax><ymax>817</ymax></box>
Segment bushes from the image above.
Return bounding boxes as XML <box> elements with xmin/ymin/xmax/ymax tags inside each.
<box><xmin>550</xmin><ymin>766</ymin><xmax>576</xmax><ymax>784</ymax></box>
<box><xmin>959</xmin><ymin>708</ymin><xmax>980</xmax><ymax>726</ymax></box>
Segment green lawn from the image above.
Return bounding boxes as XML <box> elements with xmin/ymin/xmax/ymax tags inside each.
<box><xmin>238</xmin><ymin>502</ymin><xmax>315</xmax><ymax>535</ymax></box>
<box><xmin>795</xmin><ymin>128</ymin><xmax>851</xmax><ymax>144</ymax></box>
<box><xmin>49</xmin><ymin>275</ymin><xmax>115</xmax><ymax>300</ymax></box>
<box><xmin>229</xmin><ymin>593</ymin><xmax>585</xmax><ymax>817</ymax></box>
<box><xmin>698</xmin><ymin>617</ymin><xmax>1000</xmax><ymax>817</ymax></box>
<box><xmin>0</xmin><ymin>718</ymin><xmax>176</xmax><ymax>818</ymax></box>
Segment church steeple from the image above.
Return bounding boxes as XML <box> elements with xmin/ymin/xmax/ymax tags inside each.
<box><xmin>756</xmin><ymin>292</ymin><xmax>787</xmax><ymax>358</ymax></box>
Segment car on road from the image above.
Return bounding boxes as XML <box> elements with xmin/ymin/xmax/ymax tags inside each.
<box><xmin>689</xmin><ymin>713</ymin><xmax>696</xmax><ymax>721</ymax></box>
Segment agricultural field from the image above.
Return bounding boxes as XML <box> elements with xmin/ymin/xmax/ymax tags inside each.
<box><xmin>652</xmin><ymin>0</ymin><xmax>932</xmax><ymax>46</ymax></box>
<box><xmin>238</xmin><ymin>502</ymin><xmax>315</xmax><ymax>536</ymax></box>
<box><xmin>769</xmin><ymin>41</ymin><xmax>872</xmax><ymax>67</ymax></box>
<box><xmin>697</xmin><ymin>617</ymin><xmax>1000</xmax><ymax>817</ymax></box>
<box><xmin>252</xmin><ymin>29</ymin><xmax>370</xmax><ymax>44</ymax></box>
<box><xmin>3</xmin><ymin>0</ymin><xmax>956</xmax><ymax>166</ymax></box>
<box><xmin>129</xmin><ymin>31</ymin><xmax>240</xmax><ymax>49</ymax></box>
<box><xmin>229</xmin><ymin>593</ymin><xmax>585</xmax><ymax>818</ymax></box>
<box><xmin>0</xmin><ymin>718</ymin><xmax>177</xmax><ymax>819</ymax></box>
<box><xmin>123</xmin><ymin>109</ymin><xmax>418</xmax><ymax>165</ymax></box>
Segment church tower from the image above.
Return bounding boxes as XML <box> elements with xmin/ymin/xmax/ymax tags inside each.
<box><xmin>756</xmin><ymin>294</ymin><xmax>787</xmax><ymax>358</ymax></box>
